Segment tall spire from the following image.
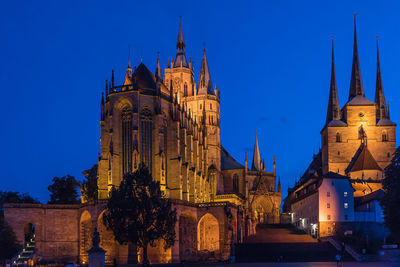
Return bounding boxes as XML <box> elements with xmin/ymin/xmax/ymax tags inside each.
<box><xmin>124</xmin><ymin>48</ymin><xmax>133</xmax><ymax>86</ymax></box>
<box><xmin>349</xmin><ymin>15</ymin><xmax>365</xmax><ymax>100</ymax></box>
<box><xmin>375</xmin><ymin>38</ymin><xmax>388</xmax><ymax>120</ymax></box>
<box><xmin>251</xmin><ymin>131</ymin><xmax>261</xmax><ymax>171</ymax></box>
<box><xmin>326</xmin><ymin>37</ymin><xmax>341</xmax><ymax>122</ymax></box>
<box><xmin>155</xmin><ymin>53</ymin><xmax>163</xmax><ymax>81</ymax></box>
<box><xmin>198</xmin><ymin>48</ymin><xmax>213</xmax><ymax>95</ymax></box>
<box><xmin>174</xmin><ymin>21</ymin><xmax>188</xmax><ymax>68</ymax></box>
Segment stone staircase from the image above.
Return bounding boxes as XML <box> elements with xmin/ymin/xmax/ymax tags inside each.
<box><xmin>235</xmin><ymin>224</ymin><xmax>354</xmax><ymax>262</ymax></box>
<box><xmin>12</xmin><ymin>234</ymin><xmax>37</xmax><ymax>266</ymax></box>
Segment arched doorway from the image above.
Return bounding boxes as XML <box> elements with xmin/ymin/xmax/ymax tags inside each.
<box><xmin>23</xmin><ymin>222</ymin><xmax>35</xmax><ymax>243</ymax></box>
<box><xmin>79</xmin><ymin>210</ymin><xmax>92</xmax><ymax>264</ymax></box>
<box><xmin>179</xmin><ymin>210</ymin><xmax>197</xmax><ymax>261</ymax></box>
<box><xmin>98</xmin><ymin>211</ymin><xmax>117</xmax><ymax>265</ymax></box>
<box><xmin>251</xmin><ymin>196</ymin><xmax>274</xmax><ymax>224</ymax></box>
<box><xmin>197</xmin><ymin>213</ymin><xmax>220</xmax><ymax>252</ymax></box>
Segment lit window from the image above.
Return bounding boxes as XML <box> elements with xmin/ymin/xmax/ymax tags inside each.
<box><xmin>327</xmin><ymin>203</ymin><xmax>330</xmax><ymax>208</ymax></box>
<box><xmin>344</xmin><ymin>203</ymin><xmax>348</xmax><ymax>209</ymax></box>
<box><xmin>344</xmin><ymin>192</ymin><xmax>348</xmax><ymax>197</ymax></box>
<box><xmin>327</xmin><ymin>215</ymin><xmax>331</xmax><ymax>220</ymax></box>
<box><xmin>327</xmin><ymin>192</ymin><xmax>330</xmax><ymax>197</ymax></box>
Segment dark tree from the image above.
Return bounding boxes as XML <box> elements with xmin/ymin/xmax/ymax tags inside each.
<box><xmin>48</xmin><ymin>175</ymin><xmax>80</xmax><ymax>204</ymax></box>
<box><xmin>81</xmin><ymin>164</ymin><xmax>98</xmax><ymax>202</ymax></box>
<box><xmin>0</xmin><ymin>214</ymin><xmax>20</xmax><ymax>262</ymax></box>
<box><xmin>103</xmin><ymin>164</ymin><xmax>177</xmax><ymax>266</ymax></box>
<box><xmin>381</xmin><ymin>146</ymin><xmax>400</xmax><ymax>242</ymax></box>
<box><xmin>0</xmin><ymin>191</ymin><xmax>39</xmax><ymax>205</ymax></box>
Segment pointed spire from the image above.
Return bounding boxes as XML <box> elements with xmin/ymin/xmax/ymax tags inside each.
<box><xmin>124</xmin><ymin>48</ymin><xmax>133</xmax><ymax>87</ymax></box>
<box><xmin>326</xmin><ymin>37</ymin><xmax>341</xmax><ymax>122</ymax></box>
<box><xmin>111</xmin><ymin>69</ymin><xmax>115</xmax><ymax>88</ymax></box>
<box><xmin>105</xmin><ymin>80</ymin><xmax>108</xmax><ymax>95</ymax></box>
<box><xmin>198</xmin><ymin>48</ymin><xmax>213</xmax><ymax>95</ymax></box>
<box><xmin>251</xmin><ymin>131</ymin><xmax>261</xmax><ymax>171</ymax></box>
<box><xmin>174</xmin><ymin>20</ymin><xmax>188</xmax><ymax>68</ymax></box>
<box><xmin>273</xmin><ymin>155</ymin><xmax>276</xmax><ymax>176</ymax></box>
<box><xmin>278</xmin><ymin>177</ymin><xmax>281</xmax><ymax>192</ymax></box>
<box><xmin>155</xmin><ymin>53</ymin><xmax>163</xmax><ymax>81</ymax></box>
<box><xmin>375</xmin><ymin>37</ymin><xmax>388</xmax><ymax>120</ymax></box>
<box><xmin>349</xmin><ymin>15</ymin><xmax>365</xmax><ymax>100</ymax></box>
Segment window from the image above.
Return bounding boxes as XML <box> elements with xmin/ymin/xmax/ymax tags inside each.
<box><xmin>345</xmin><ymin>215</ymin><xmax>348</xmax><ymax>220</ymax></box>
<box><xmin>387</xmin><ymin>152</ymin><xmax>391</xmax><ymax>158</ymax></box>
<box><xmin>344</xmin><ymin>192</ymin><xmax>348</xmax><ymax>197</ymax></box>
<box><xmin>328</xmin><ymin>227</ymin><xmax>332</xmax><ymax>233</ymax></box>
<box><xmin>344</xmin><ymin>203</ymin><xmax>348</xmax><ymax>209</ymax></box>
<box><xmin>338</xmin><ymin>151</ymin><xmax>340</xmax><ymax>155</ymax></box>
<box><xmin>200</xmin><ymin>104</ymin><xmax>202</xmax><ymax>110</ymax></box>
<box><xmin>382</xmin><ymin>131</ymin><xmax>388</xmax><ymax>142</ymax></box>
<box><xmin>140</xmin><ymin>109</ymin><xmax>153</xmax><ymax>171</ymax></box>
<box><xmin>210</xmin><ymin>103</ymin><xmax>212</xmax><ymax>110</ymax></box>
<box><xmin>327</xmin><ymin>192</ymin><xmax>330</xmax><ymax>197</ymax></box>
<box><xmin>233</xmin><ymin>174</ymin><xmax>239</xmax><ymax>192</ymax></box>
<box><xmin>327</xmin><ymin>215</ymin><xmax>331</xmax><ymax>220</ymax></box>
<box><xmin>184</xmin><ymin>83</ymin><xmax>188</xmax><ymax>96</ymax></box>
<box><xmin>327</xmin><ymin>203</ymin><xmax>330</xmax><ymax>208</ymax></box>
<box><xmin>336</xmin><ymin>132</ymin><xmax>342</xmax><ymax>142</ymax></box>
<box><xmin>121</xmin><ymin>107</ymin><xmax>133</xmax><ymax>174</ymax></box>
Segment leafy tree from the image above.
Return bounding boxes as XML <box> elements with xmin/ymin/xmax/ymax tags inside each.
<box><xmin>48</xmin><ymin>175</ymin><xmax>80</xmax><ymax>204</ymax></box>
<box><xmin>0</xmin><ymin>214</ymin><xmax>20</xmax><ymax>263</ymax></box>
<box><xmin>0</xmin><ymin>191</ymin><xmax>39</xmax><ymax>205</ymax></box>
<box><xmin>103</xmin><ymin>164</ymin><xmax>177</xmax><ymax>266</ymax></box>
<box><xmin>81</xmin><ymin>164</ymin><xmax>98</xmax><ymax>202</ymax></box>
<box><xmin>381</xmin><ymin>146</ymin><xmax>400</xmax><ymax>242</ymax></box>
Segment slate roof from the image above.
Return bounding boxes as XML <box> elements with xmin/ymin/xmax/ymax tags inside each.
<box><xmin>377</xmin><ymin>118</ymin><xmax>396</xmax><ymax>126</ymax></box>
<box><xmin>134</xmin><ymin>63</ymin><xmax>157</xmax><ymax>90</ymax></box>
<box><xmin>346</xmin><ymin>143</ymin><xmax>382</xmax><ymax>173</ymax></box>
<box><xmin>221</xmin><ymin>146</ymin><xmax>244</xmax><ymax>170</ymax></box>
<box><xmin>355</xmin><ymin>188</ymin><xmax>384</xmax><ymax>206</ymax></box>
<box><xmin>346</xmin><ymin>95</ymin><xmax>375</xmax><ymax>106</ymax></box>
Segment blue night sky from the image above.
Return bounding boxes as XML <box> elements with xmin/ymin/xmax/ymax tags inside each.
<box><xmin>1</xmin><ymin>0</ymin><xmax>400</xmax><ymax>203</ymax></box>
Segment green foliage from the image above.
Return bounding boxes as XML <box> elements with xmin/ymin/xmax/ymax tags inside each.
<box><xmin>0</xmin><ymin>191</ymin><xmax>39</xmax><ymax>205</ymax></box>
<box><xmin>48</xmin><ymin>175</ymin><xmax>80</xmax><ymax>204</ymax></box>
<box><xmin>0</xmin><ymin>214</ymin><xmax>20</xmax><ymax>261</ymax></box>
<box><xmin>103</xmin><ymin>164</ymin><xmax>177</xmax><ymax>265</ymax></box>
<box><xmin>381</xmin><ymin>146</ymin><xmax>400</xmax><ymax>242</ymax></box>
<box><xmin>81</xmin><ymin>164</ymin><xmax>98</xmax><ymax>202</ymax></box>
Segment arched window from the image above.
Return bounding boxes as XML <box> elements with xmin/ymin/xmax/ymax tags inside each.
<box><xmin>140</xmin><ymin>108</ymin><xmax>153</xmax><ymax>171</ymax></box>
<box><xmin>382</xmin><ymin>130</ymin><xmax>388</xmax><ymax>142</ymax></box>
<box><xmin>121</xmin><ymin>106</ymin><xmax>132</xmax><ymax>174</ymax></box>
<box><xmin>184</xmin><ymin>83</ymin><xmax>188</xmax><ymax>96</ymax></box>
<box><xmin>336</xmin><ymin>132</ymin><xmax>342</xmax><ymax>142</ymax></box>
<box><xmin>233</xmin><ymin>174</ymin><xmax>239</xmax><ymax>192</ymax></box>
<box><xmin>210</xmin><ymin>103</ymin><xmax>212</xmax><ymax>110</ymax></box>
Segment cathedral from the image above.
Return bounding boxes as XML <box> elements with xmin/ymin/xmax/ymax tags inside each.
<box><xmin>283</xmin><ymin>18</ymin><xmax>396</xmax><ymax>237</ymax></box>
<box><xmin>4</xmin><ymin>23</ymin><xmax>280</xmax><ymax>265</ymax></box>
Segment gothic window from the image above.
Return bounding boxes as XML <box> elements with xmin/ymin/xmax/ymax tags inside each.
<box><xmin>336</xmin><ymin>132</ymin><xmax>341</xmax><ymax>142</ymax></box>
<box><xmin>200</xmin><ymin>104</ymin><xmax>202</xmax><ymax>110</ymax></box>
<box><xmin>184</xmin><ymin>83</ymin><xmax>188</xmax><ymax>96</ymax></box>
<box><xmin>140</xmin><ymin>108</ymin><xmax>153</xmax><ymax>171</ymax></box>
<box><xmin>210</xmin><ymin>103</ymin><xmax>212</xmax><ymax>110</ymax></box>
<box><xmin>382</xmin><ymin>130</ymin><xmax>388</xmax><ymax>142</ymax></box>
<box><xmin>233</xmin><ymin>174</ymin><xmax>239</xmax><ymax>192</ymax></box>
<box><xmin>121</xmin><ymin>107</ymin><xmax>132</xmax><ymax>174</ymax></box>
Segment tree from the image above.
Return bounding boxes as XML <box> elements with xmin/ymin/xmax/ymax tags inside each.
<box><xmin>81</xmin><ymin>164</ymin><xmax>98</xmax><ymax>202</ymax></box>
<box><xmin>48</xmin><ymin>175</ymin><xmax>80</xmax><ymax>204</ymax></box>
<box><xmin>0</xmin><ymin>214</ymin><xmax>20</xmax><ymax>263</ymax></box>
<box><xmin>0</xmin><ymin>191</ymin><xmax>39</xmax><ymax>205</ymax></box>
<box><xmin>102</xmin><ymin>164</ymin><xmax>177</xmax><ymax>266</ymax></box>
<box><xmin>381</xmin><ymin>146</ymin><xmax>400</xmax><ymax>242</ymax></box>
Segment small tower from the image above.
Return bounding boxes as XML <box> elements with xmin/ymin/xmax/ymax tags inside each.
<box><xmin>349</xmin><ymin>15</ymin><xmax>365</xmax><ymax>100</ymax></box>
<box><xmin>375</xmin><ymin>38</ymin><xmax>388</xmax><ymax>121</ymax></box>
<box><xmin>251</xmin><ymin>132</ymin><xmax>261</xmax><ymax>171</ymax></box>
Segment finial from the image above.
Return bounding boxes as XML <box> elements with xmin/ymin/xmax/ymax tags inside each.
<box><xmin>111</xmin><ymin>70</ymin><xmax>115</xmax><ymax>88</ymax></box>
<box><xmin>140</xmin><ymin>48</ymin><xmax>143</xmax><ymax>63</ymax></box>
<box><xmin>128</xmin><ymin>45</ymin><xmax>131</xmax><ymax>68</ymax></box>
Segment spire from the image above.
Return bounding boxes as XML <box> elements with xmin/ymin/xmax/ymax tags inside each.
<box><xmin>326</xmin><ymin>37</ymin><xmax>341</xmax><ymax>122</ymax></box>
<box><xmin>375</xmin><ymin>38</ymin><xmax>388</xmax><ymax>120</ymax></box>
<box><xmin>124</xmin><ymin>48</ymin><xmax>133</xmax><ymax>86</ymax></box>
<box><xmin>198</xmin><ymin>48</ymin><xmax>214</xmax><ymax>95</ymax></box>
<box><xmin>349</xmin><ymin>15</ymin><xmax>365</xmax><ymax>100</ymax></box>
<box><xmin>155</xmin><ymin>54</ymin><xmax>163</xmax><ymax>81</ymax></box>
<box><xmin>273</xmin><ymin>155</ymin><xmax>276</xmax><ymax>176</ymax></box>
<box><xmin>174</xmin><ymin>21</ymin><xmax>188</xmax><ymax>68</ymax></box>
<box><xmin>251</xmin><ymin>131</ymin><xmax>261</xmax><ymax>171</ymax></box>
